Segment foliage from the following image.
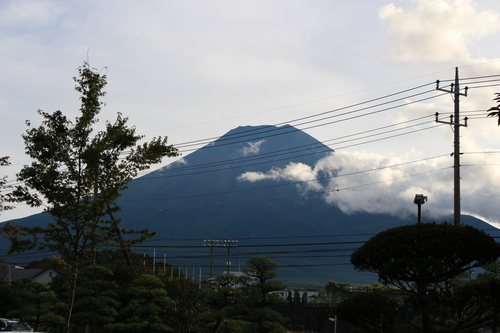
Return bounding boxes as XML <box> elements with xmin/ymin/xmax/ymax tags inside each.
<box><xmin>0</xmin><ymin>156</ymin><xmax>18</xmax><ymax>213</ymax></box>
<box><xmin>1</xmin><ymin>255</ymin><xmax>292</xmax><ymax>333</ymax></box>
<box><xmin>160</xmin><ymin>272</ymin><xmax>209</xmax><ymax>332</ymax></box>
<box><xmin>241</xmin><ymin>307</ymin><xmax>286</xmax><ymax>333</ymax></box>
<box><xmin>242</xmin><ymin>257</ymin><xmax>287</xmax><ymax>332</ymax></box>
<box><xmin>243</xmin><ymin>256</ymin><xmax>285</xmax><ymax>305</ymax></box>
<box><xmin>347</xmin><ymin>222</ymin><xmax>500</xmax><ymax>333</ymax></box>
<box><xmin>325</xmin><ymin>281</ymin><xmax>351</xmax><ymax>294</ymax></box>
<box><xmin>336</xmin><ymin>293</ymin><xmax>400</xmax><ymax>333</ymax></box>
<box><xmin>0</xmin><ymin>277</ymin><xmax>17</xmax><ymax>317</ymax></box>
<box><xmin>2</xmin><ymin>62</ymin><xmax>178</xmax><ymax>333</ymax></box>
<box><xmin>286</xmin><ymin>291</ymin><xmax>293</xmax><ymax>305</ymax></box>
<box><xmin>200</xmin><ymin>274</ymin><xmax>250</xmax><ymax>332</ymax></box>
<box><xmin>351</xmin><ymin>223</ymin><xmax>500</xmax><ymax>289</ymax></box>
<box><xmin>105</xmin><ymin>274</ymin><xmax>174</xmax><ymax>332</ymax></box>
<box><xmin>6</xmin><ymin>280</ymin><xmax>65</xmax><ymax>332</ymax></box>
<box><xmin>72</xmin><ymin>265</ymin><xmax>120</xmax><ymax>332</ymax></box>
<box><xmin>487</xmin><ymin>93</ymin><xmax>500</xmax><ymax>125</ymax></box>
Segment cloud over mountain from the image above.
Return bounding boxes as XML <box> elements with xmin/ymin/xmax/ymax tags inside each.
<box><xmin>239</xmin><ymin>148</ymin><xmax>500</xmax><ymax>228</ymax></box>
<box><xmin>239</xmin><ymin>140</ymin><xmax>266</xmax><ymax>157</ymax></box>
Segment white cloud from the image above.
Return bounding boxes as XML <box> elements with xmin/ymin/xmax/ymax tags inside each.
<box><xmin>1</xmin><ymin>0</ymin><xmax>57</xmax><ymax>24</ymax></box>
<box><xmin>379</xmin><ymin>0</ymin><xmax>500</xmax><ymax>64</ymax></box>
<box><xmin>163</xmin><ymin>158</ymin><xmax>188</xmax><ymax>169</ymax></box>
<box><xmin>238</xmin><ymin>162</ymin><xmax>323</xmax><ymax>191</ymax></box>
<box><xmin>240</xmin><ymin>140</ymin><xmax>265</xmax><ymax>157</ymax></box>
<box><xmin>2</xmin><ymin>0</ymin><xmax>500</xmax><ymax>225</ymax></box>
<box><xmin>238</xmin><ymin>150</ymin><xmax>500</xmax><ymax>227</ymax></box>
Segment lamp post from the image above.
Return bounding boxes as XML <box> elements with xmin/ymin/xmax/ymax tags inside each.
<box><xmin>204</xmin><ymin>239</ymin><xmax>217</xmax><ymax>279</ymax></box>
<box><xmin>204</xmin><ymin>239</ymin><xmax>238</xmax><ymax>277</ymax></box>
<box><xmin>221</xmin><ymin>240</ymin><xmax>238</xmax><ymax>274</ymax></box>
<box><xmin>414</xmin><ymin>194</ymin><xmax>428</xmax><ymax>224</ymax></box>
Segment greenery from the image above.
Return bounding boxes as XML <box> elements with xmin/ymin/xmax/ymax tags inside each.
<box><xmin>0</xmin><ymin>62</ymin><xmax>179</xmax><ymax>333</ymax></box>
<box><xmin>487</xmin><ymin>92</ymin><xmax>500</xmax><ymax>125</ymax></box>
<box><xmin>2</xmin><ymin>233</ymin><xmax>500</xmax><ymax>333</ymax></box>
<box><xmin>0</xmin><ymin>254</ymin><xmax>290</xmax><ymax>333</ymax></box>
<box><xmin>4</xmin><ymin>66</ymin><xmax>500</xmax><ymax>333</ymax></box>
<box><xmin>339</xmin><ymin>222</ymin><xmax>500</xmax><ymax>333</ymax></box>
<box><xmin>0</xmin><ymin>156</ymin><xmax>18</xmax><ymax>214</ymax></box>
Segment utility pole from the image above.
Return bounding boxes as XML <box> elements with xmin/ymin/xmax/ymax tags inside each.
<box><xmin>435</xmin><ymin>67</ymin><xmax>468</xmax><ymax>226</ymax></box>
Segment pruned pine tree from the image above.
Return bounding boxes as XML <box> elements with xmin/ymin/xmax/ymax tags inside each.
<box><xmin>7</xmin><ymin>281</ymin><xmax>64</xmax><ymax>332</ymax></box>
<box><xmin>106</xmin><ymin>274</ymin><xmax>174</xmax><ymax>332</ymax></box>
<box><xmin>242</xmin><ymin>257</ymin><xmax>286</xmax><ymax>333</ymax></box>
<box><xmin>349</xmin><ymin>222</ymin><xmax>500</xmax><ymax>333</ymax></box>
<box><xmin>3</xmin><ymin>62</ymin><xmax>179</xmax><ymax>333</ymax></box>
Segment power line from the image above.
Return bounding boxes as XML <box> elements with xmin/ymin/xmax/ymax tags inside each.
<box><xmin>134</xmin><ymin>117</ymin><xmax>442</xmax><ymax>180</ymax></box>
<box><xmin>120</xmin><ymin>154</ymin><xmax>449</xmax><ymax>204</ymax></box>
<box><xmin>172</xmin><ymin>82</ymin><xmax>438</xmax><ymax>150</ymax></box>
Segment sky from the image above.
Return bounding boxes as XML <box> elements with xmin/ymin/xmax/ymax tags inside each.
<box><xmin>2</xmin><ymin>0</ymin><xmax>500</xmax><ymax>227</ymax></box>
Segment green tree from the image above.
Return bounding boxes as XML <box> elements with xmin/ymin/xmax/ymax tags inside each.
<box><xmin>325</xmin><ymin>281</ymin><xmax>351</xmax><ymax>306</ymax></box>
<box><xmin>2</xmin><ymin>62</ymin><xmax>179</xmax><ymax>333</ymax></box>
<box><xmin>488</xmin><ymin>93</ymin><xmax>500</xmax><ymax>125</ymax></box>
<box><xmin>243</xmin><ymin>256</ymin><xmax>284</xmax><ymax>305</ymax></box>
<box><xmin>301</xmin><ymin>291</ymin><xmax>308</xmax><ymax>305</ymax></box>
<box><xmin>293</xmin><ymin>290</ymin><xmax>300</xmax><ymax>306</ymax></box>
<box><xmin>242</xmin><ymin>257</ymin><xmax>286</xmax><ymax>333</ymax></box>
<box><xmin>72</xmin><ymin>265</ymin><xmax>120</xmax><ymax>333</ymax></box>
<box><xmin>286</xmin><ymin>291</ymin><xmax>293</xmax><ymax>305</ymax></box>
<box><xmin>200</xmin><ymin>273</ymin><xmax>250</xmax><ymax>332</ymax></box>
<box><xmin>350</xmin><ymin>222</ymin><xmax>500</xmax><ymax>333</ymax></box>
<box><xmin>325</xmin><ymin>281</ymin><xmax>351</xmax><ymax>294</ymax></box>
<box><xmin>0</xmin><ymin>156</ymin><xmax>18</xmax><ymax>213</ymax></box>
<box><xmin>160</xmin><ymin>273</ymin><xmax>209</xmax><ymax>332</ymax></box>
<box><xmin>336</xmin><ymin>293</ymin><xmax>400</xmax><ymax>333</ymax></box>
<box><xmin>0</xmin><ymin>277</ymin><xmax>18</xmax><ymax>318</ymax></box>
<box><xmin>7</xmin><ymin>280</ymin><xmax>64</xmax><ymax>332</ymax></box>
<box><xmin>106</xmin><ymin>274</ymin><xmax>174</xmax><ymax>332</ymax></box>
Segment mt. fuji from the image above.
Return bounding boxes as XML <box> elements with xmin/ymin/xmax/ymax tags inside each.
<box><xmin>2</xmin><ymin>125</ymin><xmax>496</xmax><ymax>286</ymax></box>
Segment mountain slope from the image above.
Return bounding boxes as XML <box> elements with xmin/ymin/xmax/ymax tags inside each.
<box><xmin>2</xmin><ymin>124</ymin><xmax>498</xmax><ymax>286</ymax></box>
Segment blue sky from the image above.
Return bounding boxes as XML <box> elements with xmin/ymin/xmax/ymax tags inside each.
<box><xmin>2</xmin><ymin>0</ymin><xmax>500</xmax><ymax>226</ymax></box>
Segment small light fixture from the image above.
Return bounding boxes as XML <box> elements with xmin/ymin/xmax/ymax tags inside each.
<box><xmin>414</xmin><ymin>194</ymin><xmax>428</xmax><ymax>224</ymax></box>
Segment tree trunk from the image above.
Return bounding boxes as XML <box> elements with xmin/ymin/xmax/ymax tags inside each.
<box><xmin>63</xmin><ymin>263</ymin><xmax>79</xmax><ymax>333</ymax></box>
<box><xmin>108</xmin><ymin>208</ymin><xmax>132</xmax><ymax>267</ymax></box>
<box><xmin>417</xmin><ymin>283</ymin><xmax>432</xmax><ymax>333</ymax></box>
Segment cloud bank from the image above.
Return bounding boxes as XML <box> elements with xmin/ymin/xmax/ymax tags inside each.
<box><xmin>379</xmin><ymin>0</ymin><xmax>500</xmax><ymax>64</ymax></box>
<box><xmin>238</xmin><ymin>150</ymin><xmax>500</xmax><ymax>228</ymax></box>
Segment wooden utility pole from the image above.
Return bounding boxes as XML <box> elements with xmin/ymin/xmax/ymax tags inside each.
<box><xmin>435</xmin><ymin>67</ymin><xmax>468</xmax><ymax>226</ymax></box>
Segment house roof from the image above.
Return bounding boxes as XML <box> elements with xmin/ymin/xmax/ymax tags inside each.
<box><xmin>0</xmin><ymin>266</ymin><xmax>57</xmax><ymax>282</ymax></box>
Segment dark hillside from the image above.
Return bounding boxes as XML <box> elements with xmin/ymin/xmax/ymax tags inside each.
<box><xmin>2</xmin><ymin>125</ymin><xmax>498</xmax><ymax>286</ymax></box>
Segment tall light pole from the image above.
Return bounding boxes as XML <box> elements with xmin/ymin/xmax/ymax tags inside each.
<box><xmin>204</xmin><ymin>239</ymin><xmax>217</xmax><ymax>279</ymax></box>
<box><xmin>414</xmin><ymin>194</ymin><xmax>428</xmax><ymax>224</ymax></box>
<box><xmin>221</xmin><ymin>240</ymin><xmax>238</xmax><ymax>274</ymax></box>
<box><xmin>204</xmin><ymin>239</ymin><xmax>238</xmax><ymax>277</ymax></box>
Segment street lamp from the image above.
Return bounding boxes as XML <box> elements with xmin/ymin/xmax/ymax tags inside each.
<box><xmin>414</xmin><ymin>194</ymin><xmax>428</xmax><ymax>224</ymax></box>
<box><xmin>204</xmin><ymin>239</ymin><xmax>238</xmax><ymax>276</ymax></box>
<box><xmin>220</xmin><ymin>240</ymin><xmax>238</xmax><ymax>274</ymax></box>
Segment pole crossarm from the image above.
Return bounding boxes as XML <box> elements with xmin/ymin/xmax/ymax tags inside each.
<box><xmin>435</xmin><ymin>112</ymin><xmax>468</xmax><ymax>127</ymax></box>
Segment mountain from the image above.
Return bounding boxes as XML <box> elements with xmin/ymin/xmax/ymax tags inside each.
<box><xmin>2</xmin><ymin>125</ymin><xmax>498</xmax><ymax>287</ymax></box>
